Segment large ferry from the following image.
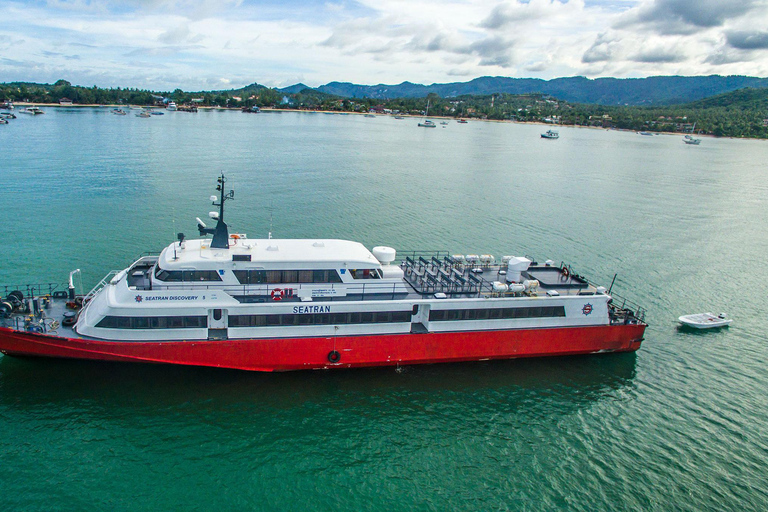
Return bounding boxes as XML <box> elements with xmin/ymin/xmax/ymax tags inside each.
<box><xmin>0</xmin><ymin>175</ymin><xmax>646</xmax><ymax>371</ymax></box>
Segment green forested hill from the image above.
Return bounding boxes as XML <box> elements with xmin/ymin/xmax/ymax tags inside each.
<box><xmin>2</xmin><ymin>80</ymin><xmax>768</xmax><ymax>138</ymax></box>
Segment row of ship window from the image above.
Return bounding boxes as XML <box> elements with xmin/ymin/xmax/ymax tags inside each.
<box><xmin>229</xmin><ymin>311</ymin><xmax>411</xmax><ymax>327</ymax></box>
<box><xmin>96</xmin><ymin>316</ymin><xmax>207</xmax><ymax>329</ymax></box>
<box><xmin>429</xmin><ymin>306</ymin><xmax>566</xmax><ymax>321</ymax></box>
<box><xmin>95</xmin><ymin>306</ymin><xmax>566</xmax><ymax>330</ymax></box>
<box><xmin>153</xmin><ymin>268</ymin><xmax>344</xmax><ymax>284</ymax></box>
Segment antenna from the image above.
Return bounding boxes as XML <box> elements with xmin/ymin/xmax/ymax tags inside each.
<box><xmin>268</xmin><ymin>206</ymin><xmax>273</xmax><ymax>240</ymax></box>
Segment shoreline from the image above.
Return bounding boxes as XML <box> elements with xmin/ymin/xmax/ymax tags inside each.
<box><xmin>7</xmin><ymin>102</ymin><xmax>752</xmax><ymax>140</ymax></box>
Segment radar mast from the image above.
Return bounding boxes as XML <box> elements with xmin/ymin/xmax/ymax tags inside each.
<box><xmin>197</xmin><ymin>173</ymin><xmax>234</xmax><ymax>249</ymax></box>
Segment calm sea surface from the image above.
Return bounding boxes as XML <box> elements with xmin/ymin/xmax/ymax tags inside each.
<box><xmin>1</xmin><ymin>108</ymin><xmax>767</xmax><ymax>511</ymax></box>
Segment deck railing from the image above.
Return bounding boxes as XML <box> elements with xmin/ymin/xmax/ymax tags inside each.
<box><xmin>1</xmin><ymin>283</ymin><xmax>63</xmax><ymax>300</ymax></box>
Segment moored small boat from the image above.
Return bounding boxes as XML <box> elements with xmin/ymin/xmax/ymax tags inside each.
<box><xmin>678</xmin><ymin>312</ymin><xmax>731</xmax><ymax>329</ymax></box>
<box><xmin>541</xmin><ymin>130</ymin><xmax>559</xmax><ymax>139</ymax></box>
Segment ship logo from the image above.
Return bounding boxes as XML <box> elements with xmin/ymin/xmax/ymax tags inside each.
<box><xmin>135</xmin><ymin>295</ymin><xmax>143</xmax><ymax>303</ymax></box>
<box><xmin>582</xmin><ymin>303</ymin><xmax>593</xmax><ymax>316</ymax></box>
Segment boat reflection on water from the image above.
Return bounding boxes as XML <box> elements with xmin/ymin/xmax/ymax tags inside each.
<box><xmin>0</xmin><ymin>352</ymin><xmax>638</xmax><ymax>413</ymax></box>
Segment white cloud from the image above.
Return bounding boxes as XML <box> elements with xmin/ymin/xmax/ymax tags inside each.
<box><xmin>0</xmin><ymin>0</ymin><xmax>768</xmax><ymax>91</ymax></box>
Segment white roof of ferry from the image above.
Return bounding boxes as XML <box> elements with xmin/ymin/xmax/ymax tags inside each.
<box><xmin>158</xmin><ymin>237</ymin><xmax>381</xmax><ymax>269</ymax></box>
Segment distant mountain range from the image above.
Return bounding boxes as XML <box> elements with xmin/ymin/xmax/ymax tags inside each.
<box><xmin>270</xmin><ymin>75</ymin><xmax>768</xmax><ymax>106</ymax></box>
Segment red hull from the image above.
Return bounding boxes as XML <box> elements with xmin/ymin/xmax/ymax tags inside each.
<box><xmin>0</xmin><ymin>324</ymin><xmax>645</xmax><ymax>372</ymax></box>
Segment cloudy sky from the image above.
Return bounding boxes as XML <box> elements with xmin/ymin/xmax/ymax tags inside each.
<box><xmin>2</xmin><ymin>0</ymin><xmax>768</xmax><ymax>91</ymax></box>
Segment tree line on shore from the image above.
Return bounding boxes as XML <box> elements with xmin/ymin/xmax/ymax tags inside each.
<box><xmin>3</xmin><ymin>79</ymin><xmax>767</xmax><ymax>139</ymax></box>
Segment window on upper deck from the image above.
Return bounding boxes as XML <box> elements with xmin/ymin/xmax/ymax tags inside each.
<box><xmin>349</xmin><ymin>268</ymin><xmax>382</xmax><ymax>279</ymax></box>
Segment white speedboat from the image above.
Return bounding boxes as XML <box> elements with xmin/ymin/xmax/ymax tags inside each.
<box><xmin>167</xmin><ymin>101</ymin><xmax>177</xmax><ymax>111</ymax></box>
<box><xmin>678</xmin><ymin>312</ymin><xmax>731</xmax><ymax>329</ymax></box>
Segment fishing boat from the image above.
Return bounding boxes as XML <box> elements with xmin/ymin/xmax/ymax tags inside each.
<box><xmin>135</xmin><ymin>112</ymin><xmax>151</xmax><ymax>118</ymax></box>
<box><xmin>541</xmin><ymin>130</ymin><xmax>559</xmax><ymax>139</ymax></box>
<box><xmin>457</xmin><ymin>119</ymin><xmax>468</xmax><ymax>124</ymax></box>
<box><xmin>679</xmin><ymin>313</ymin><xmax>731</xmax><ymax>329</ymax></box>
<box><xmin>112</xmin><ymin>109</ymin><xmax>127</xmax><ymax>115</ymax></box>
<box><xmin>0</xmin><ymin>118</ymin><xmax>7</xmax><ymax>125</ymax></box>
<box><xmin>0</xmin><ymin>174</ymin><xmax>647</xmax><ymax>372</ymax></box>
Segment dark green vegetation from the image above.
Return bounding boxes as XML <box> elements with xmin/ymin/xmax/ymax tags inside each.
<box><xmin>3</xmin><ymin>78</ymin><xmax>768</xmax><ymax>138</ymax></box>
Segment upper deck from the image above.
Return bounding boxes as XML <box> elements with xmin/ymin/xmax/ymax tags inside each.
<box><xmin>158</xmin><ymin>237</ymin><xmax>382</xmax><ymax>271</ymax></box>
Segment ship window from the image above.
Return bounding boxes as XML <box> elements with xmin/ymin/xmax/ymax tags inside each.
<box><xmin>266</xmin><ymin>271</ymin><xmax>281</xmax><ymax>284</ymax></box>
<box><xmin>185</xmin><ymin>316</ymin><xmax>206</xmax><ymax>328</ymax></box>
<box><xmin>312</xmin><ymin>270</ymin><xmax>342</xmax><ymax>283</ymax></box>
<box><xmin>350</xmin><ymin>268</ymin><xmax>380</xmax><ymax>279</ymax></box>
<box><xmin>184</xmin><ymin>270</ymin><xmax>222</xmax><ymax>282</ymax></box>
<box><xmin>393</xmin><ymin>311</ymin><xmax>410</xmax><ymax>322</ymax></box>
<box><xmin>298</xmin><ymin>271</ymin><xmax>313</xmax><ymax>283</ymax></box>
<box><xmin>282</xmin><ymin>270</ymin><xmax>298</xmax><ymax>283</ymax></box>
<box><xmin>155</xmin><ymin>269</ymin><xmax>183</xmax><ymax>281</ymax></box>
<box><xmin>234</xmin><ymin>270</ymin><xmax>267</xmax><ymax>284</ymax></box>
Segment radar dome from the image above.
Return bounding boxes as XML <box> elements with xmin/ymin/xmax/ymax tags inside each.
<box><xmin>372</xmin><ymin>246</ymin><xmax>396</xmax><ymax>265</ymax></box>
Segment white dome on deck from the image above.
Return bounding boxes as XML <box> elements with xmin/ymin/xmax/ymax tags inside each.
<box><xmin>372</xmin><ymin>246</ymin><xmax>396</xmax><ymax>265</ymax></box>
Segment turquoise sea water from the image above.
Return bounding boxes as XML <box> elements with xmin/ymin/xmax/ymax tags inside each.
<box><xmin>1</xmin><ymin>108</ymin><xmax>767</xmax><ymax>510</ymax></box>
